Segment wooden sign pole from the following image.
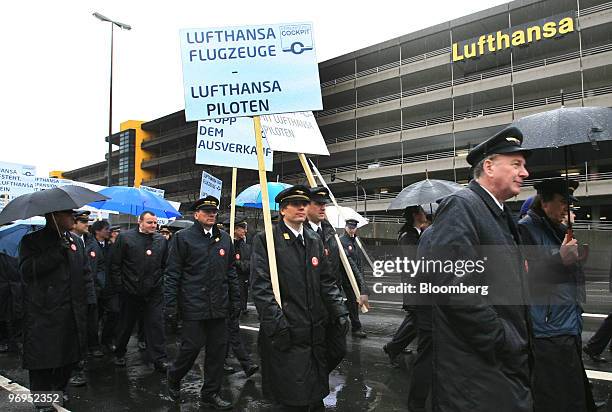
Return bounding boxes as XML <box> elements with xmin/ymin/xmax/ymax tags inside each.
<box><xmin>254</xmin><ymin>117</ymin><xmax>281</xmax><ymax>306</ymax></box>
<box><xmin>229</xmin><ymin>167</ymin><xmax>237</xmax><ymax>240</ymax></box>
<box><xmin>298</xmin><ymin>153</ymin><xmax>368</xmax><ymax>313</ymax></box>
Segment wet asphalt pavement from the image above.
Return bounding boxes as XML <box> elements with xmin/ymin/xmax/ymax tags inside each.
<box><xmin>3</xmin><ymin>301</ymin><xmax>612</xmax><ymax>411</ymax></box>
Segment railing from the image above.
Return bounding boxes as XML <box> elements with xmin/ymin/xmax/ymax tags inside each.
<box><xmin>321</xmin><ymin>83</ymin><xmax>612</xmax><ymax>146</ymax></box>
<box><xmin>574</xmin><ymin>220</ymin><xmax>612</xmax><ymax>230</ymax></box>
<box><xmin>317</xmin><ymin>43</ymin><xmax>612</xmax><ymax>119</ymax></box>
<box><xmin>319</xmin><ymin>2</ymin><xmax>612</xmax><ymax>89</ymax></box>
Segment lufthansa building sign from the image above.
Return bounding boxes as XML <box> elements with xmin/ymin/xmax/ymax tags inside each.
<box><xmin>452</xmin><ymin>13</ymin><xmax>575</xmax><ymax>62</ymax></box>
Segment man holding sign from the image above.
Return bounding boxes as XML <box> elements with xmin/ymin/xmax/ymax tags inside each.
<box><xmin>251</xmin><ymin>185</ymin><xmax>348</xmax><ymax>411</ymax></box>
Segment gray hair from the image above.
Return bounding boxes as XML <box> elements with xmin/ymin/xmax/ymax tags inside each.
<box><xmin>472</xmin><ymin>154</ymin><xmax>498</xmax><ymax>180</ymax></box>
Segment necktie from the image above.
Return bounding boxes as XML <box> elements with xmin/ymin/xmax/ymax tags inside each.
<box><xmin>296</xmin><ymin>234</ymin><xmax>304</xmax><ymax>246</ymax></box>
<box><xmin>204</xmin><ymin>232</ymin><xmax>211</xmax><ymax>239</ymax></box>
<box><xmin>316</xmin><ymin>227</ymin><xmax>323</xmax><ymax>237</ymax></box>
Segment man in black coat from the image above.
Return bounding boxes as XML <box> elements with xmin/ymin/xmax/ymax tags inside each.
<box><xmin>520</xmin><ymin>178</ymin><xmax>596</xmax><ymax>411</ymax></box>
<box><xmin>165</xmin><ymin>196</ymin><xmax>241</xmax><ymax>410</ymax></box>
<box><xmin>383</xmin><ymin>205</ymin><xmax>428</xmax><ymax>365</ymax></box>
<box><xmin>305</xmin><ymin>186</ymin><xmax>365</xmax><ymax>373</ymax></box>
<box><xmin>0</xmin><ymin>251</ymin><xmax>22</xmax><ymax>354</ymax></box>
<box><xmin>19</xmin><ymin>210</ymin><xmax>94</xmax><ymax>410</ymax></box>
<box><xmin>234</xmin><ymin>218</ymin><xmax>252</xmax><ymax>312</ymax></box>
<box><xmin>111</xmin><ymin>210</ymin><xmax>169</xmax><ymax>371</ymax></box>
<box><xmin>251</xmin><ymin>185</ymin><xmax>348</xmax><ymax>411</ymax></box>
<box><xmin>339</xmin><ymin>219</ymin><xmax>369</xmax><ymax>338</ymax></box>
<box><xmin>424</xmin><ymin>126</ymin><xmax>533</xmax><ymax>412</ymax></box>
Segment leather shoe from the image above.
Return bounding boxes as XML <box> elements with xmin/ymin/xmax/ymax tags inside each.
<box><xmin>89</xmin><ymin>348</ymin><xmax>104</xmax><ymax>358</ymax></box>
<box><xmin>352</xmin><ymin>329</ymin><xmax>367</xmax><ymax>338</ymax></box>
<box><xmin>167</xmin><ymin>370</ymin><xmax>180</xmax><ymax>401</ymax></box>
<box><xmin>383</xmin><ymin>343</ymin><xmax>399</xmax><ymax>365</ymax></box>
<box><xmin>154</xmin><ymin>359</ymin><xmax>170</xmax><ymax>372</ymax></box>
<box><xmin>245</xmin><ymin>364</ymin><xmax>259</xmax><ymax>378</ymax></box>
<box><xmin>114</xmin><ymin>356</ymin><xmax>127</xmax><ymax>367</ymax></box>
<box><xmin>223</xmin><ymin>363</ymin><xmax>236</xmax><ymax>373</ymax></box>
<box><xmin>201</xmin><ymin>393</ymin><xmax>232</xmax><ymax>410</ymax></box>
<box><xmin>138</xmin><ymin>341</ymin><xmax>147</xmax><ymax>351</ymax></box>
<box><xmin>584</xmin><ymin>346</ymin><xmax>607</xmax><ymax>363</ymax></box>
<box><xmin>595</xmin><ymin>400</ymin><xmax>607</xmax><ymax>409</ymax></box>
<box><xmin>0</xmin><ymin>343</ymin><xmax>8</xmax><ymax>353</ymax></box>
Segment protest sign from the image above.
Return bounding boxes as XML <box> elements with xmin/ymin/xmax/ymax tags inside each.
<box><xmin>260</xmin><ymin>111</ymin><xmax>329</xmax><ymax>155</ymax></box>
<box><xmin>195</xmin><ymin>117</ymin><xmax>273</xmax><ymax>170</ymax></box>
<box><xmin>140</xmin><ymin>185</ymin><xmax>165</xmax><ymax>198</ymax></box>
<box><xmin>180</xmin><ymin>22</ymin><xmax>322</xmax><ymax>121</ymax></box>
<box><xmin>199</xmin><ymin>171</ymin><xmax>223</xmax><ymax>200</ymax></box>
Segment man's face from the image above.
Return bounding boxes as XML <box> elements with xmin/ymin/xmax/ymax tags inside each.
<box><xmin>110</xmin><ymin>230</ymin><xmax>120</xmax><ymax>242</ymax></box>
<box><xmin>414</xmin><ymin>209</ymin><xmax>427</xmax><ymax>226</ymax></box>
<box><xmin>194</xmin><ymin>209</ymin><xmax>217</xmax><ymax>228</ymax></box>
<box><xmin>281</xmin><ymin>200</ymin><xmax>308</xmax><ymax>226</ymax></box>
<box><xmin>345</xmin><ymin>226</ymin><xmax>357</xmax><ymax>237</ymax></box>
<box><xmin>72</xmin><ymin>219</ymin><xmax>89</xmax><ymax>235</ymax></box>
<box><xmin>96</xmin><ymin>226</ymin><xmax>110</xmax><ymax>240</ymax></box>
<box><xmin>307</xmin><ymin>201</ymin><xmax>326</xmax><ymax>224</ymax></box>
<box><xmin>234</xmin><ymin>226</ymin><xmax>246</xmax><ymax>240</ymax></box>
<box><xmin>53</xmin><ymin>211</ymin><xmax>75</xmax><ymax>232</ymax></box>
<box><xmin>485</xmin><ymin>153</ymin><xmax>529</xmax><ymax>200</ymax></box>
<box><xmin>139</xmin><ymin>213</ymin><xmax>158</xmax><ymax>234</ymax></box>
<box><xmin>543</xmin><ymin>194</ymin><xmax>568</xmax><ymax>225</ymax></box>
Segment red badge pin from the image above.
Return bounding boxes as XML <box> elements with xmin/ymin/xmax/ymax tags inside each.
<box><xmin>311</xmin><ymin>256</ymin><xmax>319</xmax><ymax>267</ymax></box>
<box><xmin>324</xmin><ymin>248</ymin><xmax>329</xmax><ymax>256</ymax></box>
<box><xmin>70</xmin><ymin>244</ymin><xmax>77</xmax><ymax>252</ymax></box>
<box><xmin>235</xmin><ymin>253</ymin><xmax>240</xmax><ymax>260</ymax></box>
<box><xmin>90</xmin><ymin>251</ymin><xmax>96</xmax><ymax>258</ymax></box>
<box><xmin>219</xmin><ymin>249</ymin><xmax>225</xmax><ymax>257</ymax></box>
<box><xmin>146</xmin><ymin>250</ymin><xmax>152</xmax><ymax>256</ymax></box>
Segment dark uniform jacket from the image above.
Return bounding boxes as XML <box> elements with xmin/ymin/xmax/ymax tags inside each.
<box><xmin>425</xmin><ymin>181</ymin><xmax>533</xmax><ymax>412</ymax></box>
<box><xmin>338</xmin><ymin>233</ymin><xmax>369</xmax><ymax>296</ymax></box>
<box><xmin>110</xmin><ymin>228</ymin><xmax>168</xmax><ymax>297</ymax></box>
<box><xmin>19</xmin><ymin>226</ymin><xmax>93</xmax><ymax>369</ymax></box>
<box><xmin>398</xmin><ymin>226</ymin><xmax>421</xmax><ymax>309</ymax></box>
<box><xmin>305</xmin><ymin>220</ymin><xmax>364</xmax><ymax>298</ymax></box>
<box><xmin>251</xmin><ymin>220</ymin><xmax>348</xmax><ymax>406</ymax></box>
<box><xmin>85</xmin><ymin>236</ymin><xmax>111</xmax><ymax>297</ymax></box>
<box><xmin>234</xmin><ymin>237</ymin><xmax>252</xmax><ymax>282</ymax></box>
<box><xmin>0</xmin><ymin>253</ymin><xmax>22</xmax><ymax>322</ymax></box>
<box><xmin>519</xmin><ymin>209</ymin><xmax>584</xmax><ymax>337</ymax></box>
<box><xmin>165</xmin><ymin>223</ymin><xmax>240</xmax><ymax>320</ymax></box>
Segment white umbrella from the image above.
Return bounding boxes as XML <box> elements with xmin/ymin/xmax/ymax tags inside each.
<box><xmin>325</xmin><ymin>206</ymin><xmax>368</xmax><ymax>229</ymax></box>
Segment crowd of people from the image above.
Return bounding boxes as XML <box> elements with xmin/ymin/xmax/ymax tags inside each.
<box><xmin>1</xmin><ymin>125</ymin><xmax>611</xmax><ymax>411</ymax></box>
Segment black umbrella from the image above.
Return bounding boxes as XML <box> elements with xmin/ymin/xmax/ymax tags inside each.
<box><xmin>168</xmin><ymin>219</ymin><xmax>194</xmax><ymax>229</ymax></box>
<box><xmin>0</xmin><ymin>185</ymin><xmax>109</xmax><ymax>226</ymax></box>
<box><xmin>511</xmin><ymin>105</ymin><xmax>612</xmax><ymax>236</ymax></box>
<box><xmin>387</xmin><ymin>179</ymin><xmax>463</xmax><ymax>210</ymax></box>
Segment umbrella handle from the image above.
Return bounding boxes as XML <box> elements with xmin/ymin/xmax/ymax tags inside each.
<box><xmin>50</xmin><ymin>213</ymin><xmax>64</xmax><ymax>239</ymax></box>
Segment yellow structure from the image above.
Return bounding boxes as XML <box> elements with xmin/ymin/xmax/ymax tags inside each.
<box><xmin>120</xmin><ymin>120</ymin><xmax>155</xmax><ymax>187</ymax></box>
<box><xmin>49</xmin><ymin>170</ymin><xmax>65</xmax><ymax>179</ymax></box>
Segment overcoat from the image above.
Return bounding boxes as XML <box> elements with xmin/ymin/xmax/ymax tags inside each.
<box><xmin>424</xmin><ymin>181</ymin><xmax>533</xmax><ymax>412</ymax></box>
<box><xmin>250</xmin><ymin>220</ymin><xmax>347</xmax><ymax>406</ymax></box>
<box><xmin>19</xmin><ymin>226</ymin><xmax>93</xmax><ymax>369</ymax></box>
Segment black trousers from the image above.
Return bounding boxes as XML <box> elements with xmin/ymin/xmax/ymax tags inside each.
<box><xmin>345</xmin><ymin>294</ymin><xmax>362</xmax><ymax>331</ymax></box>
<box><xmin>29</xmin><ymin>363</ymin><xmax>75</xmax><ymax>406</ymax></box>
<box><xmin>114</xmin><ymin>291</ymin><xmax>166</xmax><ymax>362</ymax></box>
<box><xmin>239</xmin><ymin>277</ymin><xmax>249</xmax><ymax>311</ymax></box>
<box><xmin>533</xmin><ymin>335</ymin><xmax>596</xmax><ymax>412</ymax></box>
<box><xmin>386</xmin><ymin>310</ymin><xmax>417</xmax><ymax>358</ymax></box>
<box><xmin>87</xmin><ymin>303</ymin><xmax>99</xmax><ymax>349</ymax></box>
<box><xmin>226</xmin><ymin>313</ymin><xmax>252</xmax><ymax>371</ymax></box>
<box><xmin>408</xmin><ymin>329</ymin><xmax>432</xmax><ymax>411</ymax></box>
<box><xmin>168</xmin><ymin>318</ymin><xmax>227</xmax><ymax>396</ymax></box>
<box><xmin>585</xmin><ymin>313</ymin><xmax>612</xmax><ymax>355</ymax></box>
<box><xmin>98</xmin><ymin>295</ymin><xmax>119</xmax><ymax>346</ymax></box>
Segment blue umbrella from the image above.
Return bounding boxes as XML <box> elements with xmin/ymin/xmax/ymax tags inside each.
<box><xmin>0</xmin><ymin>220</ymin><xmax>45</xmax><ymax>257</ymax></box>
<box><xmin>235</xmin><ymin>183</ymin><xmax>291</xmax><ymax>212</ymax></box>
<box><xmin>88</xmin><ymin>186</ymin><xmax>181</xmax><ymax>218</ymax></box>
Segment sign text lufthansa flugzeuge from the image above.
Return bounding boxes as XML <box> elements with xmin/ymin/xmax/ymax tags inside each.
<box><xmin>452</xmin><ymin>13</ymin><xmax>575</xmax><ymax>62</ymax></box>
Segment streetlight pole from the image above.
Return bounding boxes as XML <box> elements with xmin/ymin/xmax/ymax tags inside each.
<box><xmin>92</xmin><ymin>12</ymin><xmax>131</xmax><ymax>187</ymax></box>
<box><xmin>330</xmin><ymin>174</ymin><xmax>367</xmax><ymax>217</ymax></box>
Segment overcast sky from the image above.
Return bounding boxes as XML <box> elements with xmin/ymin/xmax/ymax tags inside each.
<box><xmin>2</xmin><ymin>0</ymin><xmax>509</xmax><ymax>176</ymax></box>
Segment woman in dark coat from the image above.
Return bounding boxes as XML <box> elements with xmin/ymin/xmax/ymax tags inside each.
<box><xmin>19</xmin><ymin>210</ymin><xmax>92</xmax><ymax>407</ymax></box>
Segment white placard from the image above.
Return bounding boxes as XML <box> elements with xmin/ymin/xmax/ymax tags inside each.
<box><xmin>140</xmin><ymin>185</ymin><xmax>165</xmax><ymax>198</ymax></box>
<box><xmin>195</xmin><ymin>117</ymin><xmax>273</xmax><ymax>171</ymax></box>
<box><xmin>199</xmin><ymin>171</ymin><xmax>223</xmax><ymax>200</ymax></box>
<box><xmin>180</xmin><ymin>22</ymin><xmax>322</xmax><ymax>121</ymax></box>
<box><xmin>260</xmin><ymin>111</ymin><xmax>329</xmax><ymax>155</ymax></box>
